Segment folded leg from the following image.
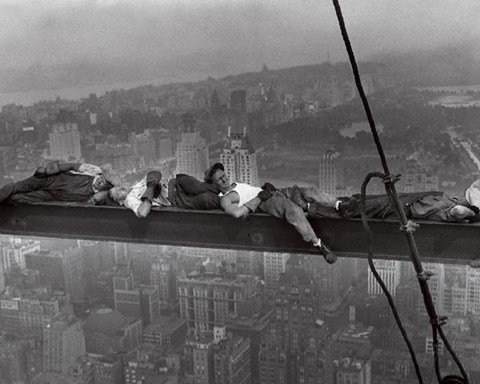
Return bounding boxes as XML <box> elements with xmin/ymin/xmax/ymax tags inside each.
<box><xmin>6</xmin><ymin>190</ymin><xmax>54</xmax><ymax>204</ymax></box>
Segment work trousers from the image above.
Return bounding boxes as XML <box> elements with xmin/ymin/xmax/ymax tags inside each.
<box><xmin>337</xmin><ymin>191</ymin><xmax>459</xmax><ymax>221</ymax></box>
<box><xmin>0</xmin><ymin>173</ymin><xmax>95</xmax><ymax>204</ymax></box>
<box><xmin>259</xmin><ymin>187</ymin><xmax>336</xmax><ymax>243</ymax></box>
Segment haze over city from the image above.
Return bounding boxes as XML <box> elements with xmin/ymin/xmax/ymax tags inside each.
<box><xmin>1</xmin><ymin>0</ymin><xmax>479</xmax><ymax>96</ymax></box>
<box><xmin>2</xmin><ymin>1</ymin><xmax>480</xmax><ymax>384</ymax></box>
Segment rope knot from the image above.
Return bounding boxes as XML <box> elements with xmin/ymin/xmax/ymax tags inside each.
<box><xmin>430</xmin><ymin>316</ymin><xmax>448</xmax><ymax>327</ymax></box>
<box><xmin>417</xmin><ymin>270</ymin><xmax>435</xmax><ymax>281</ymax></box>
<box><xmin>400</xmin><ymin>220</ymin><xmax>419</xmax><ymax>233</ymax></box>
<box><xmin>382</xmin><ymin>173</ymin><xmax>401</xmax><ymax>185</ymax></box>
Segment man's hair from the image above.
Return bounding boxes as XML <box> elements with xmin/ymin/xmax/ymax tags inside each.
<box><xmin>204</xmin><ymin>163</ymin><xmax>225</xmax><ymax>183</ymax></box>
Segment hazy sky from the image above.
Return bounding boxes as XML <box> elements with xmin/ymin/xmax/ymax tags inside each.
<box><xmin>0</xmin><ymin>0</ymin><xmax>479</xmax><ymax>76</ymax></box>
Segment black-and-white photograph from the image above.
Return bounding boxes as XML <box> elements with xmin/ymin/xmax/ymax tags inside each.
<box><xmin>0</xmin><ymin>1</ymin><xmax>480</xmax><ymax>383</ymax></box>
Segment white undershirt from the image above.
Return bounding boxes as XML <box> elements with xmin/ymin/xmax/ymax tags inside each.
<box><xmin>221</xmin><ymin>183</ymin><xmax>262</xmax><ymax>207</ymax></box>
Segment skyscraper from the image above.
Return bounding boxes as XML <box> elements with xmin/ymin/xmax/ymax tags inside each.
<box><xmin>175</xmin><ymin>131</ymin><xmax>209</xmax><ymax>181</ymax></box>
<box><xmin>143</xmin><ymin>316</ymin><xmax>187</xmax><ymax>349</ymax></box>
<box><xmin>367</xmin><ymin>260</ymin><xmax>401</xmax><ymax>296</ymax></box>
<box><xmin>270</xmin><ymin>264</ymin><xmax>326</xmax><ymax>384</ymax></box>
<box><xmin>220</xmin><ymin>127</ymin><xmax>259</xmax><ymax>185</ymax></box>
<box><xmin>0</xmin><ymin>146</ymin><xmax>16</xmax><ymax>179</ymax></box>
<box><xmin>192</xmin><ymin>336</ymin><xmax>215</xmax><ymax>384</ymax></box>
<box><xmin>25</xmin><ymin>247</ymin><xmax>86</xmax><ymax>301</ymax></box>
<box><xmin>83</xmin><ymin>308</ymin><xmax>142</xmax><ymax>354</ymax></box>
<box><xmin>113</xmin><ymin>273</ymin><xmax>161</xmax><ymax>326</ymax></box>
<box><xmin>150</xmin><ymin>261</ymin><xmax>177</xmax><ymax>305</ymax></box>
<box><xmin>226</xmin><ymin>310</ymin><xmax>273</xmax><ymax>384</ymax></box>
<box><xmin>334</xmin><ymin>358</ymin><xmax>371</xmax><ymax>384</ymax></box>
<box><xmin>48</xmin><ymin>122</ymin><xmax>82</xmax><ymax>161</ymax></box>
<box><xmin>213</xmin><ymin>330</ymin><xmax>251</xmax><ymax>384</ymax></box>
<box><xmin>94</xmin><ymin>142</ymin><xmax>136</xmax><ymax>172</ymax></box>
<box><xmin>1</xmin><ymin>237</ymin><xmax>40</xmax><ymax>271</ymax></box>
<box><xmin>0</xmin><ymin>341</ymin><xmax>28</xmax><ymax>383</ymax></box>
<box><xmin>43</xmin><ymin>319</ymin><xmax>86</xmax><ymax>374</ymax></box>
<box><xmin>177</xmin><ymin>273</ymin><xmax>261</xmax><ymax>332</ymax></box>
<box><xmin>96</xmin><ymin>269</ymin><xmax>116</xmax><ymax>308</ymax></box>
<box><xmin>263</xmin><ymin>252</ymin><xmax>290</xmax><ymax>296</ymax></box>
<box><xmin>466</xmin><ymin>266</ymin><xmax>480</xmax><ymax>314</ymax></box>
<box><xmin>0</xmin><ymin>290</ymin><xmax>71</xmax><ymax>340</ymax></box>
<box><xmin>128</xmin><ymin>130</ymin><xmax>157</xmax><ymax>167</ymax></box>
<box><xmin>92</xmin><ymin>355</ymin><xmax>124</xmax><ymax>384</ymax></box>
<box><xmin>259</xmin><ymin>340</ymin><xmax>287</xmax><ymax>384</ymax></box>
<box><xmin>0</xmin><ymin>261</ymin><xmax>4</xmax><ymax>293</ymax></box>
<box><xmin>301</xmin><ymin>254</ymin><xmax>351</xmax><ymax>311</ymax></box>
<box><xmin>319</xmin><ymin>149</ymin><xmax>342</xmax><ymax>196</ymax></box>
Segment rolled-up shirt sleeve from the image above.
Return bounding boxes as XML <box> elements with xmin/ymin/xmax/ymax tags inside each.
<box><xmin>124</xmin><ymin>192</ymin><xmax>143</xmax><ymax>217</ymax></box>
<box><xmin>78</xmin><ymin>163</ymin><xmax>103</xmax><ymax>176</ymax></box>
<box><xmin>467</xmin><ymin>179</ymin><xmax>480</xmax><ymax>209</ymax></box>
<box><xmin>124</xmin><ymin>176</ymin><xmax>171</xmax><ymax>216</ymax></box>
<box><xmin>124</xmin><ymin>178</ymin><xmax>147</xmax><ymax>217</ymax></box>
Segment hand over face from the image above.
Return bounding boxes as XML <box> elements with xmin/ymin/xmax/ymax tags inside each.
<box><xmin>257</xmin><ymin>189</ymin><xmax>273</xmax><ymax>202</ymax></box>
<box><xmin>146</xmin><ymin>171</ymin><xmax>162</xmax><ymax>187</ymax></box>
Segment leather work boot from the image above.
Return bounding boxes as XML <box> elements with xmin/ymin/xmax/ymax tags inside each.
<box><xmin>316</xmin><ymin>242</ymin><xmax>338</xmax><ymax>264</ymax></box>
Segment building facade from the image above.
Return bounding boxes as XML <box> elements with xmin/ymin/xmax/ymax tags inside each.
<box><xmin>48</xmin><ymin>122</ymin><xmax>82</xmax><ymax>161</ymax></box>
<box><xmin>175</xmin><ymin>131</ymin><xmax>209</xmax><ymax>181</ymax></box>
<box><xmin>177</xmin><ymin>273</ymin><xmax>261</xmax><ymax>332</ymax></box>
<box><xmin>220</xmin><ymin>128</ymin><xmax>259</xmax><ymax>186</ymax></box>
<box><xmin>43</xmin><ymin>319</ymin><xmax>86</xmax><ymax>374</ymax></box>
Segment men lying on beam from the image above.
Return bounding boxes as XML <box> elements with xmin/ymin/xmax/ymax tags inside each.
<box><xmin>118</xmin><ymin>170</ymin><xmax>222</xmax><ymax>218</ymax></box>
<box><xmin>318</xmin><ymin>182</ymin><xmax>480</xmax><ymax>223</ymax></box>
<box><xmin>204</xmin><ymin>163</ymin><xmax>338</xmax><ymax>265</ymax></box>
<box><xmin>0</xmin><ymin>161</ymin><xmax>129</xmax><ymax>205</ymax></box>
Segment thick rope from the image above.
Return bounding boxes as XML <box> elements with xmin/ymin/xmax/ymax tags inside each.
<box><xmin>331</xmin><ymin>1</ymin><xmax>469</xmax><ymax>382</ymax></box>
<box><xmin>360</xmin><ymin>172</ymin><xmax>424</xmax><ymax>383</ymax></box>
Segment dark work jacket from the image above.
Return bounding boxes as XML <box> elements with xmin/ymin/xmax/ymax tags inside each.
<box><xmin>170</xmin><ymin>174</ymin><xmax>221</xmax><ymax>210</ymax></box>
<box><xmin>339</xmin><ymin>191</ymin><xmax>446</xmax><ymax>219</ymax></box>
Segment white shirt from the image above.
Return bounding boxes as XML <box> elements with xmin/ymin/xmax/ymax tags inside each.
<box><xmin>221</xmin><ymin>183</ymin><xmax>262</xmax><ymax>207</ymax></box>
<box><xmin>75</xmin><ymin>163</ymin><xmax>103</xmax><ymax>177</ymax></box>
<box><xmin>466</xmin><ymin>179</ymin><xmax>480</xmax><ymax>209</ymax></box>
<box><xmin>124</xmin><ymin>176</ymin><xmax>171</xmax><ymax>217</ymax></box>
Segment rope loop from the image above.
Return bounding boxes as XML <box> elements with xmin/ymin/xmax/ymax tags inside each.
<box><xmin>332</xmin><ymin>0</ymin><xmax>469</xmax><ymax>381</ymax></box>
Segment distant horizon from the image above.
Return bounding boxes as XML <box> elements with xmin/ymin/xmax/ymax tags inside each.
<box><xmin>0</xmin><ymin>58</ymin><xmax>344</xmax><ymax>106</ymax></box>
<box><xmin>0</xmin><ymin>75</ymin><xmax>204</xmax><ymax>107</ymax></box>
<box><xmin>2</xmin><ymin>56</ymin><xmax>480</xmax><ymax>108</ymax></box>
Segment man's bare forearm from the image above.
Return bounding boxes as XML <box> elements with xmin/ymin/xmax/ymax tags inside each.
<box><xmin>243</xmin><ymin>196</ymin><xmax>262</xmax><ymax>214</ymax></box>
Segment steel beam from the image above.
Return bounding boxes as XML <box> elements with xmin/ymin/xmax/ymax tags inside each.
<box><xmin>0</xmin><ymin>202</ymin><xmax>478</xmax><ymax>264</ymax></box>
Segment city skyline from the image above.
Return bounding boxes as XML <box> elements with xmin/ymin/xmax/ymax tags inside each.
<box><xmin>1</xmin><ymin>1</ymin><xmax>480</xmax><ymax>382</ymax></box>
<box><xmin>1</xmin><ymin>235</ymin><xmax>479</xmax><ymax>383</ymax></box>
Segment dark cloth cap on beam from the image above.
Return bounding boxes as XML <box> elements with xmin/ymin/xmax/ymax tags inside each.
<box><xmin>204</xmin><ymin>163</ymin><xmax>224</xmax><ymax>183</ymax></box>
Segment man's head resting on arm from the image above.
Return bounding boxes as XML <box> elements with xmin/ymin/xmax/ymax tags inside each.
<box><xmin>205</xmin><ymin>163</ymin><xmax>231</xmax><ymax>194</ymax></box>
<box><xmin>92</xmin><ymin>186</ymin><xmax>130</xmax><ymax>206</ymax></box>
